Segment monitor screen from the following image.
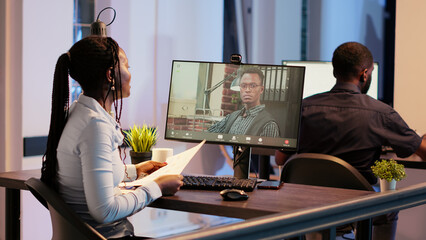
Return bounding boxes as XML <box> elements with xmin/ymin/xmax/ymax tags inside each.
<box><xmin>282</xmin><ymin>61</ymin><xmax>378</xmax><ymax>99</ymax></box>
<box><xmin>165</xmin><ymin>60</ymin><xmax>305</xmax><ymax>151</ymax></box>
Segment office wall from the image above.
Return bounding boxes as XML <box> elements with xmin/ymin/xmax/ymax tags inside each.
<box><xmin>19</xmin><ymin>1</ymin><xmax>73</xmax><ymax>239</ymax></box>
<box><xmin>274</xmin><ymin>0</ymin><xmax>302</xmax><ymax>64</ymax></box>
<box><xmin>307</xmin><ymin>0</ymin><xmax>384</xmax><ymax>61</ymax></box>
<box><xmin>21</xmin><ymin>0</ymin><xmax>74</xmax><ymax>169</ymax></box>
<box><xmin>394</xmin><ymin>1</ymin><xmax>426</xmax><ymax>135</ymax></box>
<box><xmin>394</xmin><ymin>1</ymin><xmax>426</xmax><ymax>239</ymax></box>
<box><xmin>306</xmin><ymin>0</ymin><xmax>386</xmax><ymax>98</ymax></box>
<box><xmin>22</xmin><ymin>1</ymin><xmax>73</xmax><ymax>138</ymax></box>
<box><xmin>1</xmin><ymin>0</ymin><xmax>24</xmax><ymax>238</ymax></box>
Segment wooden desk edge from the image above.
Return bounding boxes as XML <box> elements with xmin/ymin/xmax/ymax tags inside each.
<box><xmin>395</xmin><ymin>159</ymin><xmax>426</xmax><ymax>169</ymax></box>
<box><xmin>149</xmin><ymin>184</ymin><xmax>373</xmax><ymax>220</ymax></box>
<box><xmin>0</xmin><ymin>169</ymin><xmax>41</xmax><ymax>190</ymax></box>
<box><xmin>381</xmin><ymin>152</ymin><xmax>426</xmax><ymax>169</ymax></box>
<box><xmin>149</xmin><ymin>197</ymin><xmax>274</xmax><ymax>219</ymax></box>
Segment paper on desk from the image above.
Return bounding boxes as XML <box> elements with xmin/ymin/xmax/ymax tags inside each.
<box><xmin>124</xmin><ymin>140</ymin><xmax>206</xmax><ymax>187</ymax></box>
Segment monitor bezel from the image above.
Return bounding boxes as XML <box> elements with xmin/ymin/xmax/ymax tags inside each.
<box><xmin>164</xmin><ymin>60</ymin><xmax>306</xmax><ymax>151</ymax></box>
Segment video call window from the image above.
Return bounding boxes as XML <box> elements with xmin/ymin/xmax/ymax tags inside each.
<box><xmin>165</xmin><ymin>61</ymin><xmax>305</xmax><ymax>151</ymax></box>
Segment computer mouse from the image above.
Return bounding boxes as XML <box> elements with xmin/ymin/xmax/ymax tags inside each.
<box><xmin>220</xmin><ymin>189</ymin><xmax>249</xmax><ymax>201</ymax></box>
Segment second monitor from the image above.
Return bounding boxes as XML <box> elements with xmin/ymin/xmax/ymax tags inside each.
<box><xmin>282</xmin><ymin>60</ymin><xmax>379</xmax><ymax>99</ymax></box>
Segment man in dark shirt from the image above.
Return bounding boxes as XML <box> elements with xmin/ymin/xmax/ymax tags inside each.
<box><xmin>276</xmin><ymin>42</ymin><xmax>426</xmax><ymax>240</ymax></box>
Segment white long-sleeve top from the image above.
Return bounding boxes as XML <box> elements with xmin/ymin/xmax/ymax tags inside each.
<box><xmin>57</xmin><ymin>94</ymin><xmax>162</xmax><ymax>238</ymax></box>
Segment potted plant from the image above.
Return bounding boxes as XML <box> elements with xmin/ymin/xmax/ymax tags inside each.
<box><xmin>123</xmin><ymin>124</ymin><xmax>158</xmax><ymax>164</ymax></box>
<box><xmin>371</xmin><ymin>159</ymin><xmax>406</xmax><ymax>192</ymax></box>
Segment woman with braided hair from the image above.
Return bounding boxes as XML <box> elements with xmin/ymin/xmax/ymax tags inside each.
<box><xmin>41</xmin><ymin>36</ymin><xmax>183</xmax><ymax>239</ymax></box>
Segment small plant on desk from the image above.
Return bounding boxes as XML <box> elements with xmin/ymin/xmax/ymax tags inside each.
<box><xmin>371</xmin><ymin>159</ymin><xmax>406</xmax><ymax>191</ymax></box>
<box><xmin>123</xmin><ymin>124</ymin><xmax>158</xmax><ymax>164</ymax></box>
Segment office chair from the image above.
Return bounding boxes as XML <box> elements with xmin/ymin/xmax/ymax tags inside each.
<box><xmin>281</xmin><ymin>153</ymin><xmax>374</xmax><ymax>191</ymax></box>
<box><xmin>281</xmin><ymin>153</ymin><xmax>374</xmax><ymax>240</ymax></box>
<box><xmin>25</xmin><ymin>178</ymin><xmax>106</xmax><ymax>240</ymax></box>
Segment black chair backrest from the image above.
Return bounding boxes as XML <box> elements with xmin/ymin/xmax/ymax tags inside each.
<box><xmin>281</xmin><ymin>153</ymin><xmax>374</xmax><ymax>191</ymax></box>
<box><xmin>25</xmin><ymin>178</ymin><xmax>106</xmax><ymax>240</ymax></box>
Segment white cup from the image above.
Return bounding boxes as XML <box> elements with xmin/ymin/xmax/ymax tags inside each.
<box><xmin>151</xmin><ymin>148</ymin><xmax>173</xmax><ymax>163</ymax></box>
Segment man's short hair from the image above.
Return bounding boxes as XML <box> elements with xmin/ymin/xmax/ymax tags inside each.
<box><xmin>239</xmin><ymin>67</ymin><xmax>265</xmax><ymax>86</ymax></box>
<box><xmin>332</xmin><ymin>42</ymin><xmax>373</xmax><ymax>79</ymax></box>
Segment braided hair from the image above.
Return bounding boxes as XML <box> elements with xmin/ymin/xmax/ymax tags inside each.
<box><xmin>41</xmin><ymin>36</ymin><xmax>123</xmax><ymax>191</ymax></box>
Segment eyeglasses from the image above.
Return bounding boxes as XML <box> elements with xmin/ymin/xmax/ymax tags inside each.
<box><xmin>239</xmin><ymin>83</ymin><xmax>261</xmax><ymax>90</ymax></box>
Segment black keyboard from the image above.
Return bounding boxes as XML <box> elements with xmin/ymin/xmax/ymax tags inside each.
<box><xmin>182</xmin><ymin>175</ymin><xmax>257</xmax><ymax>192</ymax></box>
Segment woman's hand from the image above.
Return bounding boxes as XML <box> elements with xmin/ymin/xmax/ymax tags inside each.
<box><xmin>135</xmin><ymin>160</ymin><xmax>167</xmax><ymax>178</ymax></box>
<box><xmin>154</xmin><ymin>175</ymin><xmax>183</xmax><ymax>196</ymax></box>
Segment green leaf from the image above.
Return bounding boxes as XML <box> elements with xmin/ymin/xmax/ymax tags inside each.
<box><xmin>371</xmin><ymin>159</ymin><xmax>406</xmax><ymax>182</ymax></box>
<box><xmin>123</xmin><ymin>124</ymin><xmax>158</xmax><ymax>152</ymax></box>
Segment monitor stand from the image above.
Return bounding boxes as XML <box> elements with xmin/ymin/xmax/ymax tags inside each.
<box><xmin>232</xmin><ymin>146</ymin><xmax>251</xmax><ymax>179</ymax></box>
<box><xmin>233</xmin><ymin>147</ymin><xmax>274</xmax><ymax>180</ymax></box>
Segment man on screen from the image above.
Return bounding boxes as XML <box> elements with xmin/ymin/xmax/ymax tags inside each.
<box><xmin>208</xmin><ymin>67</ymin><xmax>280</xmax><ymax>137</ymax></box>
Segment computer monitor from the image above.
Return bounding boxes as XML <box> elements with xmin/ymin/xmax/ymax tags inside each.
<box><xmin>165</xmin><ymin>60</ymin><xmax>305</xmax><ymax>151</ymax></box>
<box><xmin>282</xmin><ymin>61</ymin><xmax>379</xmax><ymax>99</ymax></box>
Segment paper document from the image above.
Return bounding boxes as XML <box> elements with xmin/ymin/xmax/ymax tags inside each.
<box><xmin>124</xmin><ymin>140</ymin><xmax>205</xmax><ymax>187</ymax></box>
